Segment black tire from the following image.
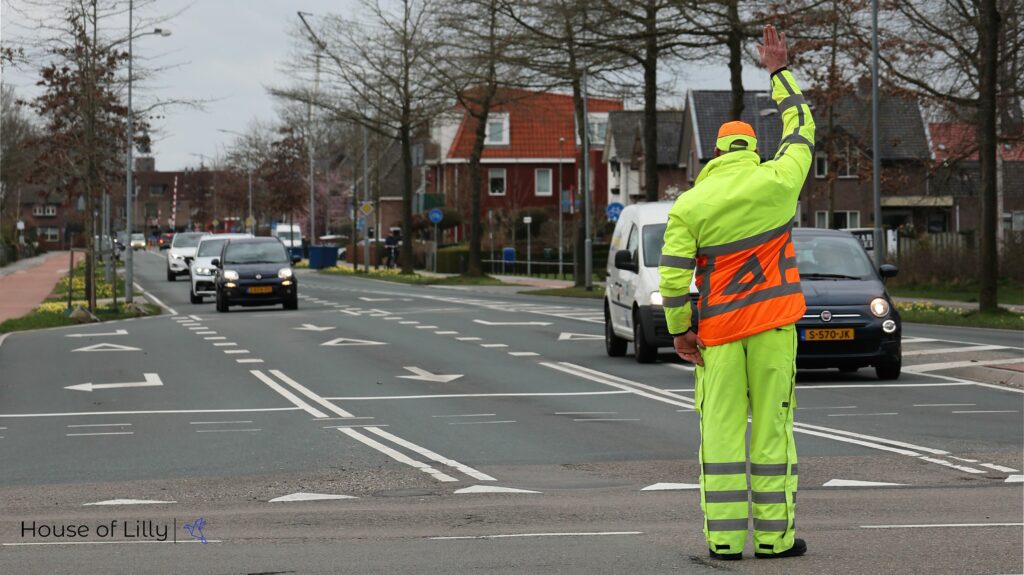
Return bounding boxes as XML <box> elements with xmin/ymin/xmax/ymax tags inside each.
<box><xmin>215</xmin><ymin>289</ymin><xmax>229</xmax><ymax>313</ymax></box>
<box><xmin>633</xmin><ymin>311</ymin><xmax>658</xmax><ymax>364</ymax></box>
<box><xmin>876</xmin><ymin>356</ymin><xmax>901</xmax><ymax>380</ymax></box>
<box><xmin>284</xmin><ymin>295</ymin><xmax>298</xmax><ymax>310</ymax></box>
<box><xmin>605</xmin><ymin>303</ymin><xmax>628</xmax><ymax>357</ymax></box>
<box><xmin>166</xmin><ymin>268</ymin><xmax>175</xmax><ymax>281</ymax></box>
<box><xmin>190</xmin><ymin>290</ymin><xmax>203</xmax><ymax>304</ymax></box>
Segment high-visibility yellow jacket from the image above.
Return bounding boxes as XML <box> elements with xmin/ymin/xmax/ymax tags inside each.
<box><xmin>659</xmin><ymin>68</ymin><xmax>815</xmax><ymax>346</ymax></box>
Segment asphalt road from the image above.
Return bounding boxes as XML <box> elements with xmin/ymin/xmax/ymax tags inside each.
<box><xmin>1</xmin><ymin>250</ymin><xmax>1021</xmax><ymax>575</ymax></box>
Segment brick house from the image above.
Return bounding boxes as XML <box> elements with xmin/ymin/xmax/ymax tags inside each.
<box><xmin>604</xmin><ymin>110</ymin><xmax>687</xmax><ymax>204</ymax></box>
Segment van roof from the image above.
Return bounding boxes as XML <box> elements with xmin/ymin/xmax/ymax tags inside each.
<box><xmin>620</xmin><ymin>201</ymin><xmax>675</xmax><ymax>225</ymax></box>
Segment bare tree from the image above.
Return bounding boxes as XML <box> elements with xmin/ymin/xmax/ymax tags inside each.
<box><xmin>0</xmin><ymin>85</ymin><xmax>41</xmax><ymax>250</ymax></box>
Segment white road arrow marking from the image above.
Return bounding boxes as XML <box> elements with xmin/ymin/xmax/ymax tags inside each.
<box><xmin>294</xmin><ymin>324</ymin><xmax>335</xmax><ymax>332</ymax></box>
<box><xmin>321</xmin><ymin>337</ymin><xmax>387</xmax><ymax>347</ymax></box>
<box><xmin>640</xmin><ymin>483</ymin><xmax>701</xmax><ymax>491</ymax></box>
<box><xmin>823</xmin><ymin>479</ymin><xmax>906</xmax><ymax>487</ymax></box>
<box><xmin>71</xmin><ymin>342</ymin><xmax>141</xmax><ymax>352</ymax></box>
<box><xmin>83</xmin><ymin>499</ymin><xmax>175</xmax><ymax>506</ymax></box>
<box><xmin>65</xmin><ymin>373</ymin><xmax>163</xmax><ymax>392</ymax></box>
<box><xmin>1005</xmin><ymin>475</ymin><xmax>1023</xmax><ymax>483</ymax></box>
<box><xmin>474</xmin><ymin>320</ymin><xmax>552</xmax><ymax>326</ymax></box>
<box><xmin>65</xmin><ymin>330</ymin><xmax>128</xmax><ymax>338</ymax></box>
<box><xmin>558</xmin><ymin>332</ymin><xmax>604</xmax><ymax>341</ymax></box>
<box><xmin>454</xmin><ymin>485</ymin><xmax>540</xmax><ymax>494</ymax></box>
<box><xmin>268</xmin><ymin>492</ymin><xmax>357</xmax><ymax>503</ymax></box>
<box><xmin>397</xmin><ymin>366</ymin><xmax>463</xmax><ymax>383</ymax></box>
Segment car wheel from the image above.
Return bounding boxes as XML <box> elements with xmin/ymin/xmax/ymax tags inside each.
<box><xmin>284</xmin><ymin>295</ymin><xmax>298</xmax><ymax>310</ymax></box>
<box><xmin>633</xmin><ymin>310</ymin><xmax>657</xmax><ymax>364</ymax></box>
<box><xmin>190</xmin><ymin>290</ymin><xmax>203</xmax><ymax>304</ymax></box>
<box><xmin>876</xmin><ymin>356</ymin><xmax>901</xmax><ymax>380</ymax></box>
<box><xmin>166</xmin><ymin>268</ymin><xmax>175</xmax><ymax>281</ymax></box>
<box><xmin>215</xmin><ymin>289</ymin><xmax>229</xmax><ymax>313</ymax></box>
<box><xmin>605</xmin><ymin>303</ymin><xmax>627</xmax><ymax>357</ymax></box>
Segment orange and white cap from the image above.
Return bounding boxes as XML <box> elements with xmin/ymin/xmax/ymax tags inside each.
<box><xmin>716</xmin><ymin>121</ymin><xmax>757</xmax><ymax>153</ymax></box>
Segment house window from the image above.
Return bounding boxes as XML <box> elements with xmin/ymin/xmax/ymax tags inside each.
<box><xmin>38</xmin><ymin>227</ymin><xmax>59</xmax><ymax>242</ymax></box>
<box><xmin>838</xmin><ymin>144</ymin><xmax>859</xmax><ymax>178</ymax></box>
<box><xmin>485</xmin><ymin>113</ymin><xmax>509</xmax><ymax>146</ymax></box>
<box><xmin>412</xmin><ymin>143</ymin><xmax>425</xmax><ymax>166</ymax></box>
<box><xmin>575</xmin><ymin>112</ymin><xmax>609</xmax><ymax>145</ymax></box>
<box><xmin>814</xmin><ymin>152</ymin><xmax>827</xmax><ymax>179</ymax></box>
<box><xmin>816</xmin><ymin>210</ymin><xmax>860</xmax><ymax>229</ymax></box>
<box><xmin>535</xmin><ymin>168</ymin><xmax>553</xmax><ymax>196</ymax></box>
<box><xmin>149</xmin><ymin>184</ymin><xmax>167</xmax><ymax>196</ymax></box>
<box><xmin>488</xmin><ymin>168</ymin><xmax>506</xmax><ymax>196</ymax></box>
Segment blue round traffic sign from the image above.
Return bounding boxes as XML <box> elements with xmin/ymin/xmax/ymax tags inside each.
<box><xmin>606</xmin><ymin>202</ymin><xmax>624</xmax><ymax>222</ymax></box>
<box><xmin>428</xmin><ymin>208</ymin><xmax>444</xmax><ymax>224</ymax></box>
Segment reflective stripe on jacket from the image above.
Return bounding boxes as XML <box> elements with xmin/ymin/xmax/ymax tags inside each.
<box><xmin>659</xmin><ymin>68</ymin><xmax>814</xmax><ymax>345</ymax></box>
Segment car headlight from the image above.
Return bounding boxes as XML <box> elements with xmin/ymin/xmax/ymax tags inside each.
<box><xmin>195</xmin><ymin>267</ymin><xmax>212</xmax><ymax>276</ymax></box>
<box><xmin>870</xmin><ymin>297</ymin><xmax>890</xmax><ymax>318</ymax></box>
<box><xmin>278</xmin><ymin>268</ymin><xmax>293</xmax><ymax>279</ymax></box>
<box><xmin>650</xmin><ymin>291</ymin><xmax>664</xmax><ymax>306</ymax></box>
<box><xmin>223</xmin><ymin>270</ymin><xmax>239</xmax><ymax>281</ymax></box>
<box><xmin>171</xmin><ymin>253</ymin><xmax>184</xmax><ymax>260</ymax></box>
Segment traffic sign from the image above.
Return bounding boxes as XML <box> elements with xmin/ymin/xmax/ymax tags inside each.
<box><xmin>356</xmin><ymin>217</ymin><xmax>365</xmax><ymax>231</ymax></box>
<box><xmin>16</xmin><ymin>220</ymin><xmax>24</xmax><ymax>231</ymax></box>
<box><xmin>360</xmin><ymin>202</ymin><xmax>374</xmax><ymax>216</ymax></box>
<box><xmin>428</xmin><ymin>208</ymin><xmax>444</xmax><ymax>224</ymax></box>
<box><xmin>523</xmin><ymin>216</ymin><xmax>533</xmax><ymax>224</ymax></box>
<box><xmin>606</xmin><ymin>202</ymin><xmax>624</xmax><ymax>222</ymax></box>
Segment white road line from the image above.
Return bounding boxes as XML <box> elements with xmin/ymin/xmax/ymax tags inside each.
<box><xmin>903</xmin><ymin>344</ymin><xmax>1008</xmax><ymax>356</ymax></box>
<box><xmin>268</xmin><ymin>369</ymin><xmax>355</xmax><ymax>418</ymax></box>
<box><xmin>384</xmin><ymin>317</ymin><xmax>403</xmax><ymax>321</ymax></box>
<box><xmin>797</xmin><ymin>406</ymin><xmax>858</xmax><ymax>410</ymax></box>
<box><xmin>324</xmin><ymin>391</ymin><xmax>631</xmax><ymax>401</ymax></box>
<box><xmin>794</xmin><ymin>428</ymin><xmax>920</xmax><ymax>457</ymax></box>
<box><xmin>187</xmin><ymin>327</ymin><xmax>205</xmax><ymax>331</ymax></box>
<box><xmin>905</xmin><ymin>358</ymin><xmax>1024</xmax><ymax>373</ymax></box>
<box><xmin>336</xmin><ymin>427</ymin><xmax>458</xmax><ymax>482</ymax></box>
<box><xmin>509</xmin><ymin>352</ymin><xmax>540</xmax><ymax>357</ymax></box>
<box><xmin>827</xmin><ymin>413</ymin><xmax>898</xmax><ymax>417</ymax></box>
<box><xmin>481</xmin><ymin>343</ymin><xmax>508</xmax><ymax>348</ymax></box>
<box><xmin>952</xmin><ymin>410</ymin><xmax>1019</xmax><ymax>414</ymax></box>
<box><xmin>189</xmin><ymin>421</ymin><xmax>253</xmax><ymax>425</ymax></box>
<box><xmin>189</xmin><ymin>315</ymin><xmax>202</xmax><ymax>321</ymax></box>
<box><xmin>322</xmin><ymin>424</ymin><xmax>388</xmax><ymax>429</ymax></box>
<box><xmin>435</xmin><ymin>331</ymin><xmax>458</xmax><ymax>334</ymax></box>
<box><xmin>66</xmin><ymin>432</ymin><xmax>133</xmax><ymax>437</ymax></box>
<box><xmin>544</xmin><ymin>362</ymin><xmax>694</xmax><ymax>409</ymax></box>
<box><xmin>432</xmin><ymin>414</ymin><xmax>497</xmax><ymax>418</ymax></box>
<box><xmin>913</xmin><ymin>403</ymin><xmax>976</xmax><ymax>407</ymax></box>
<box><xmin>860</xmin><ymin>523</ymin><xmax>1022</xmax><ymax>529</ymax></box>
<box><xmin>416</xmin><ymin>325</ymin><xmax>439</xmax><ymax>329</ymax></box>
<box><xmin>250</xmin><ymin>371</ymin><xmax>329</xmax><ymax>419</ymax></box>
<box><xmin>902</xmin><ymin>337</ymin><xmax>939</xmax><ymax>343</ymax></box>
<box><xmin>0</xmin><ymin>407</ymin><xmax>300</xmax><ymax>419</ymax></box>
<box><xmin>800</xmin><ymin>382</ymin><xmax>973</xmax><ymax>389</ymax></box>
<box><xmin>555</xmin><ymin>412</ymin><xmax>617</xmax><ymax>415</ymax></box>
<box><xmin>213</xmin><ymin>342</ymin><xmax>237</xmax><ymax>347</ymax></box>
<box><xmin>457</xmin><ymin>337</ymin><xmax>482</xmax><ymax>341</ymax></box>
<box><xmin>204</xmin><ymin>337</ymin><xmax>226</xmax><ymax>341</ymax></box>
<box><xmin>364</xmin><ymin>426</ymin><xmax>497</xmax><ymax>481</ymax></box>
<box><xmin>66</xmin><ymin>423</ymin><xmax>132</xmax><ymax>428</ymax></box>
<box><xmin>793</xmin><ymin>422</ymin><xmax>951</xmax><ymax>455</ymax></box>
<box><xmin>399</xmin><ymin>321</ymin><xmax>419</xmax><ymax>325</ymax></box>
<box><xmin>196</xmin><ymin>331</ymin><xmax>217</xmax><ymax>335</ymax></box>
<box><xmin>195</xmin><ymin>428</ymin><xmax>261</xmax><ymax>433</ymax></box>
<box><xmin>430</xmin><ymin>531</ymin><xmax>643</xmax><ymax>541</ymax></box>
<box><xmin>979</xmin><ymin>463</ymin><xmax>1020</xmax><ymax>473</ymax></box>
<box><xmin>666</xmin><ymin>363</ymin><xmax>695</xmax><ymax>372</ymax></box>
<box><xmin>236</xmin><ymin>358</ymin><xmax>264</xmax><ymax>364</ymax></box>
<box><xmin>918</xmin><ymin>457</ymin><xmax>987</xmax><ymax>474</ymax></box>
<box><xmin>573</xmin><ymin>418</ymin><xmax>640</xmax><ymax>422</ymax></box>
<box><xmin>133</xmin><ymin>282</ymin><xmax>177</xmax><ymax>316</ymax></box>
<box><xmin>224</xmin><ymin>349</ymin><xmax>250</xmax><ymax>354</ymax></box>
<box><xmin>448</xmin><ymin>420</ymin><xmax>517</xmax><ymax>425</ymax></box>
<box><xmin>914</xmin><ymin>371</ymin><xmax>1024</xmax><ymax>394</ymax></box>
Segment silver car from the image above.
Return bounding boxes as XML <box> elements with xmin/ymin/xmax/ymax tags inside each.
<box><xmin>189</xmin><ymin>233</ymin><xmax>252</xmax><ymax>303</ymax></box>
<box><xmin>166</xmin><ymin>232</ymin><xmax>208</xmax><ymax>281</ymax></box>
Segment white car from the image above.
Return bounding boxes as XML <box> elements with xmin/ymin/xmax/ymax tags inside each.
<box><xmin>166</xmin><ymin>232</ymin><xmax>208</xmax><ymax>281</ymax></box>
<box><xmin>189</xmin><ymin>233</ymin><xmax>253</xmax><ymax>303</ymax></box>
<box><xmin>605</xmin><ymin>202</ymin><xmax>697</xmax><ymax>363</ymax></box>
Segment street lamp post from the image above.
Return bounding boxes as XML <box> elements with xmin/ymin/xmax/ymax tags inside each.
<box><xmin>558</xmin><ymin>136</ymin><xmax>564</xmax><ymax>279</ymax></box>
<box><xmin>124</xmin><ymin>0</ymin><xmax>170</xmax><ymax>304</ymax></box>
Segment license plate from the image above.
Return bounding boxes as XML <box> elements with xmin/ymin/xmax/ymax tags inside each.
<box><xmin>802</xmin><ymin>328</ymin><xmax>854</xmax><ymax>341</ymax></box>
<box><xmin>247</xmin><ymin>286</ymin><xmax>273</xmax><ymax>294</ymax></box>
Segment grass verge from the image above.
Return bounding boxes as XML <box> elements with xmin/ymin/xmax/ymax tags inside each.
<box><xmin>889</xmin><ymin>281</ymin><xmax>1024</xmax><ymax>306</ymax></box>
<box><xmin>319</xmin><ymin>266</ymin><xmax>505</xmax><ymax>285</ymax></box>
<box><xmin>896</xmin><ymin>301</ymin><xmax>1024</xmax><ymax>331</ymax></box>
<box><xmin>520</xmin><ymin>286</ymin><xmax>605</xmax><ymax>299</ymax></box>
<box><xmin>0</xmin><ymin>302</ymin><xmax>161</xmax><ymax>334</ymax></box>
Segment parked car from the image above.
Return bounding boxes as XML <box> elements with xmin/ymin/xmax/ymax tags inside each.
<box><xmin>212</xmin><ymin>237</ymin><xmax>301</xmax><ymax>312</ymax></box>
<box><xmin>130</xmin><ymin>233</ymin><xmax>146</xmax><ymax>250</ymax></box>
<box><xmin>166</xmin><ymin>232</ymin><xmax>207</xmax><ymax>281</ymax></box>
<box><xmin>189</xmin><ymin>233</ymin><xmax>253</xmax><ymax>304</ymax></box>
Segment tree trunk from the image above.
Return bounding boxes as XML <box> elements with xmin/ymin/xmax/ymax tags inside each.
<box><xmin>399</xmin><ymin>120</ymin><xmax>415</xmax><ymax>275</ymax></box>
<box><xmin>466</xmin><ymin>100</ymin><xmax>491</xmax><ymax>277</ymax></box>
<box><xmin>642</xmin><ymin>11</ymin><xmax>660</xmax><ymax>202</ymax></box>
<box><xmin>977</xmin><ymin>0</ymin><xmax>1001</xmax><ymax>312</ymax></box>
<box><xmin>727</xmin><ymin>0</ymin><xmax>745</xmax><ymax>120</ymax></box>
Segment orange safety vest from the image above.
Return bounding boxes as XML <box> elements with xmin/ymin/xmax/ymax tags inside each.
<box><xmin>693</xmin><ymin>223</ymin><xmax>805</xmax><ymax>346</ymax></box>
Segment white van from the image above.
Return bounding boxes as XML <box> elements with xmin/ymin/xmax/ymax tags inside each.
<box><xmin>273</xmin><ymin>224</ymin><xmax>303</xmax><ymax>249</ymax></box>
<box><xmin>604</xmin><ymin>201</ymin><xmax>697</xmax><ymax>363</ymax></box>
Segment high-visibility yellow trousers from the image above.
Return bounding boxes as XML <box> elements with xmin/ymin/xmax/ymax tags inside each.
<box><xmin>694</xmin><ymin>323</ymin><xmax>798</xmax><ymax>555</ymax></box>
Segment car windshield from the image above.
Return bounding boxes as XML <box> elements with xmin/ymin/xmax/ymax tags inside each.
<box><xmin>793</xmin><ymin>234</ymin><xmax>876</xmax><ymax>280</ymax></box>
<box><xmin>223</xmin><ymin>241</ymin><xmax>288</xmax><ymax>264</ymax></box>
<box><xmin>641</xmin><ymin>224</ymin><xmax>667</xmax><ymax>267</ymax></box>
<box><xmin>131</xmin><ymin>234</ymin><xmax>144</xmax><ymax>241</ymax></box>
<box><xmin>173</xmin><ymin>233</ymin><xmax>204</xmax><ymax>248</ymax></box>
<box><xmin>277</xmin><ymin>232</ymin><xmax>299</xmax><ymax>241</ymax></box>
<box><xmin>197</xmin><ymin>239</ymin><xmax>228</xmax><ymax>257</ymax></box>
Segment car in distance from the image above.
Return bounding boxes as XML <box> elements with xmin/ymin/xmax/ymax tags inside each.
<box><xmin>158</xmin><ymin>232</ymin><xmax>175</xmax><ymax>250</ymax></box>
<box><xmin>166</xmin><ymin>232</ymin><xmax>207</xmax><ymax>281</ymax></box>
<box><xmin>212</xmin><ymin>237</ymin><xmax>300</xmax><ymax>312</ymax></box>
<box><xmin>792</xmin><ymin>227</ymin><xmax>902</xmax><ymax>379</ymax></box>
<box><xmin>130</xmin><ymin>233</ymin><xmax>146</xmax><ymax>250</ymax></box>
<box><xmin>189</xmin><ymin>233</ymin><xmax>253</xmax><ymax>304</ymax></box>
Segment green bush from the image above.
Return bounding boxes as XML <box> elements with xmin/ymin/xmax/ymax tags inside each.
<box><xmin>436</xmin><ymin>243</ymin><xmax>470</xmax><ymax>273</ymax></box>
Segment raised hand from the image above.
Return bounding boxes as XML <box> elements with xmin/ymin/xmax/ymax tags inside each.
<box><xmin>757</xmin><ymin>24</ymin><xmax>788</xmax><ymax>74</ymax></box>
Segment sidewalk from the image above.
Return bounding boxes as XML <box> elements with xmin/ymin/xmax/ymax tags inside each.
<box><xmin>0</xmin><ymin>251</ymin><xmax>80</xmax><ymax>323</ymax></box>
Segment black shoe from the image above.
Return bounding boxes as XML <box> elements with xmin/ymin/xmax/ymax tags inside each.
<box><xmin>755</xmin><ymin>538</ymin><xmax>807</xmax><ymax>559</ymax></box>
<box><xmin>708</xmin><ymin>549</ymin><xmax>742</xmax><ymax>561</ymax></box>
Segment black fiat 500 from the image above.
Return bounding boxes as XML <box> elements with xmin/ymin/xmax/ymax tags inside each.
<box><xmin>212</xmin><ymin>238</ymin><xmax>300</xmax><ymax>312</ymax></box>
<box><xmin>792</xmin><ymin>228</ymin><xmax>902</xmax><ymax>380</ymax></box>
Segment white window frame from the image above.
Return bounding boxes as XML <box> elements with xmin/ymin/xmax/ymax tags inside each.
<box><xmin>488</xmin><ymin>168</ymin><xmax>507</xmax><ymax>196</ymax></box>
<box><xmin>838</xmin><ymin>144</ymin><xmax>859</xmax><ymax>179</ymax></box>
<box><xmin>816</xmin><ymin>209</ymin><xmax>860</xmax><ymax>228</ymax></box>
<box><xmin>45</xmin><ymin>205</ymin><xmax>57</xmax><ymax>216</ymax></box>
<box><xmin>38</xmin><ymin>227</ymin><xmax>59</xmax><ymax>242</ymax></box>
<box><xmin>484</xmin><ymin>113</ymin><xmax>509</xmax><ymax>146</ymax></box>
<box><xmin>32</xmin><ymin>205</ymin><xmax>44</xmax><ymax>216</ymax></box>
<box><xmin>843</xmin><ymin>210</ymin><xmax>861</xmax><ymax>228</ymax></box>
<box><xmin>814</xmin><ymin>151</ymin><xmax>827</xmax><ymax>179</ymax></box>
<box><xmin>575</xmin><ymin>112</ymin><xmax>609</xmax><ymax>145</ymax></box>
<box><xmin>535</xmin><ymin>168</ymin><xmax>553</xmax><ymax>197</ymax></box>
<box><xmin>815</xmin><ymin>210</ymin><xmax>828</xmax><ymax>228</ymax></box>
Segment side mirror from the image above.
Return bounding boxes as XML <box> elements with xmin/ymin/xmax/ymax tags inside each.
<box><xmin>879</xmin><ymin>263</ymin><xmax>898</xmax><ymax>278</ymax></box>
<box><xmin>291</xmin><ymin>254</ymin><xmax>302</xmax><ymax>264</ymax></box>
<box><xmin>614</xmin><ymin>249</ymin><xmax>638</xmax><ymax>273</ymax></box>
<box><xmin>210</xmin><ymin>258</ymin><xmax>221</xmax><ymax>268</ymax></box>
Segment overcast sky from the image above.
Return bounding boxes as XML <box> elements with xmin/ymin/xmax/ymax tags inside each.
<box><xmin>2</xmin><ymin>1</ymin><xmax>766</xmax><ymax>173</ymax></box>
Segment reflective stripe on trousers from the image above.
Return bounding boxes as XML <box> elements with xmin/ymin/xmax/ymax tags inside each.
<box><xmin>696</xmin><ymin>324</ymin><xmax>799</xmax><ymax>555</ymax></box>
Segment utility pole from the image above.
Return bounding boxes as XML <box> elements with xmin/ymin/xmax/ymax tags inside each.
<box><xmin>124</xmin><ymin>0</ymin><xmax>135</xmax><ymax>304</ymax></box>
<box><xmin>558</xmin><ymin>137</ymin><xmax>564</xmax><ymax>279</ymax></box>
<box><xmin>871</xmin><ymin>0</ymin><xmax>882</xmax><ymax>267</ymax></box>
<box><xmin>582</xmin><ymin>71</ymin><xmax>593</xmax><ymax>290</ymax></box>
<box><xmin>297</xmin><ymin>11</ymin><xmax>320</xmax><ymax>255</ymax></box>
<box><xmin>362</xmin><ymin>125</ymin><xmax>370</xmax><ymax>273</ymax></box>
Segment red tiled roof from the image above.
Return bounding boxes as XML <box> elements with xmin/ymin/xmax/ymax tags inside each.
<box><xmin>930</xmin><ymin>122</ymin><xmax>1024</xmax><ymax>162</ymax></box>
<box><xmin>448</xmin><ymin>88</ymin><xmax>623</xmax><ymax>160</ymax></box>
